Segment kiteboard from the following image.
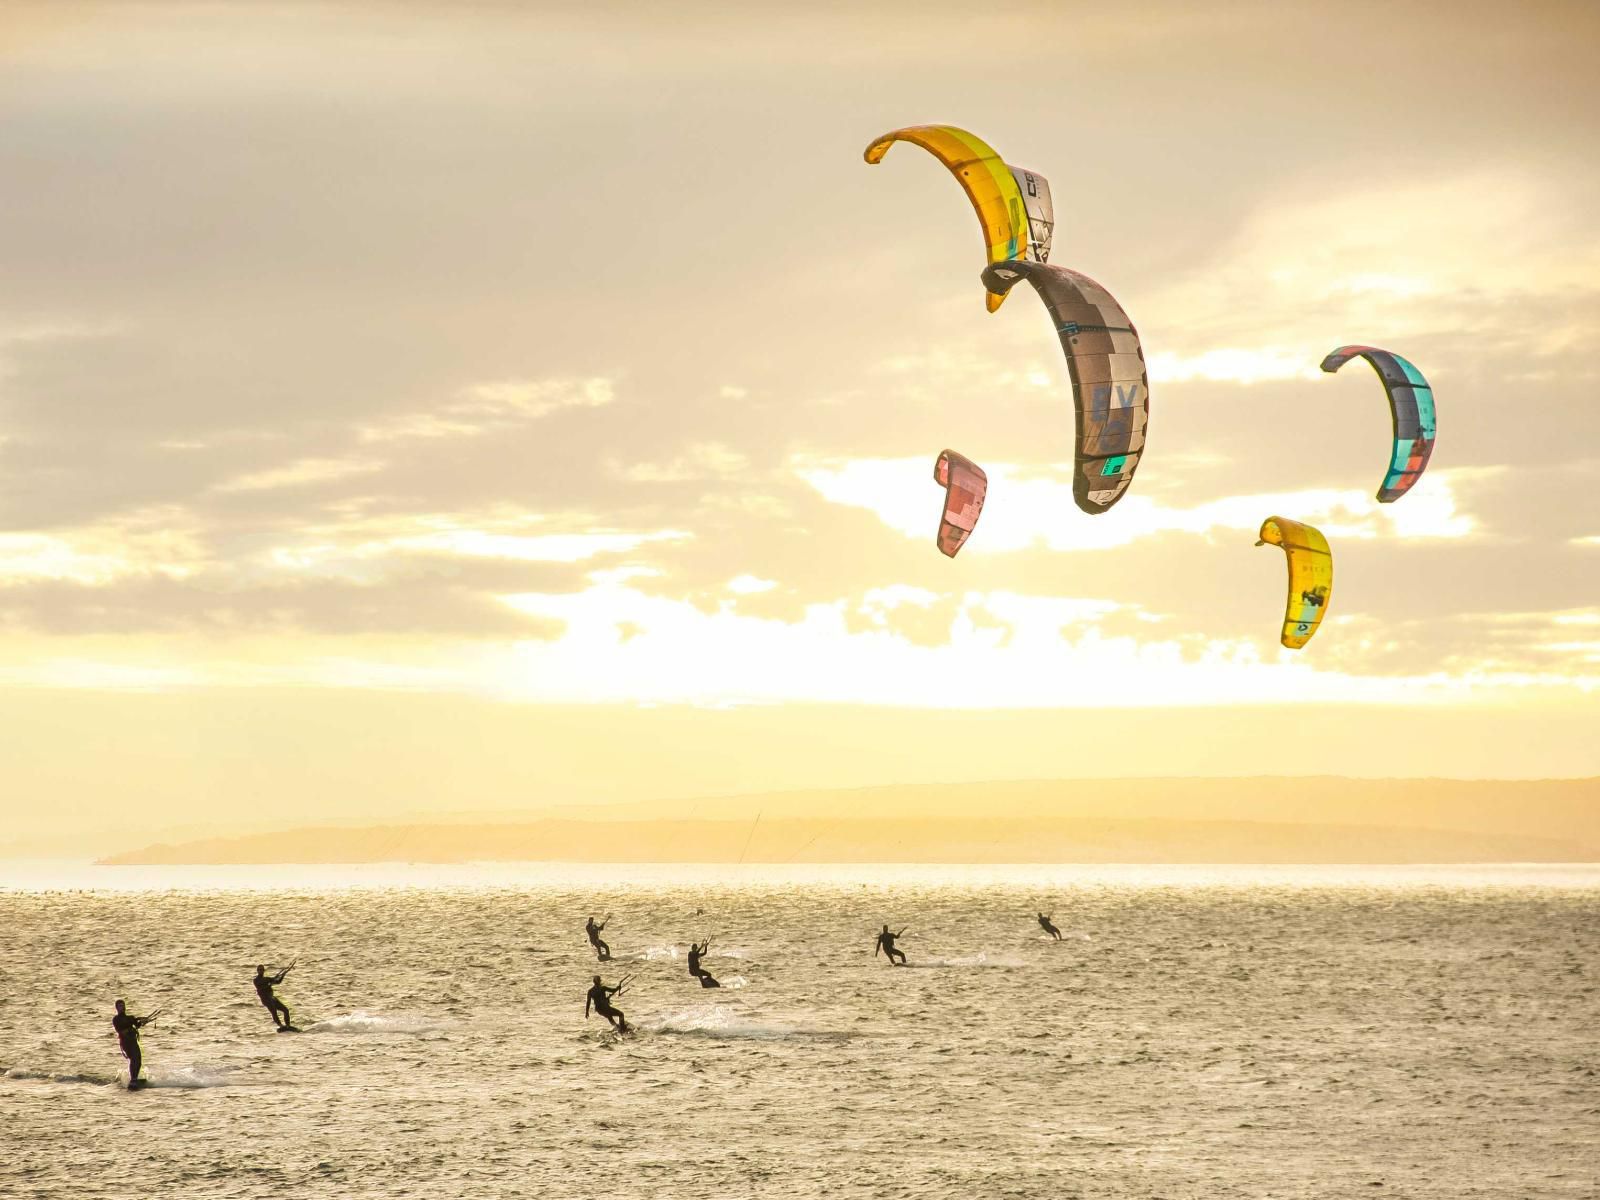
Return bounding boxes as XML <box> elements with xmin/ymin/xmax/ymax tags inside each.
<box><xmin>275</xmin><ymin>1025</ymin><xmax>302</xmax><ymax>1034</ymax></box>
<box><xmin>127</xmin><ymin>1078</ymin><xmax>149</xmax><ymax>1090</ymax></box>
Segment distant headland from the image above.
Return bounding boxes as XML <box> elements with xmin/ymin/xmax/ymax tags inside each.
<box><xmin>96</xmin><ymin>776</ymin><xmax>1600</xmax><ymax>865</ymax></box>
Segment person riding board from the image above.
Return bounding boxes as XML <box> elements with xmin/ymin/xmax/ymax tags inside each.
<box><xmin>585</xmin><ymin>916</ymin><xmax>612</xmax><ymax>962</ymax></box>
<box><xmin>875</xmin><ymin>924</ymin><xmax>908</xmax><ymax>966</ymax></box>
<box><xmin>111</xmin><ymin>999</ymin><xmax>159</xmax><ymax>1088</ymax></box>
<box><xmin>585</xmin><ymin>974</ymin><xmax>630</xmax><ymax>1033</ymax></box>
<box><xmin>1037</xmin><ymin>912</ymin><xmax>1063</xmax><ymax>941</ymax></box>
<box><xmin>254</xmin><ymin>962</ymin><xmax>296</xmax><ymax>1030</ymax></box>
<box><xmin>686</xmin><ymin>940</ymin><xmax>720</xmax><ymax>989</ymax></box>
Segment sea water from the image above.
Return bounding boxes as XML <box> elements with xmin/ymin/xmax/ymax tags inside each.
<box><xmin>1</xmin><ymin>863</ymin><xmax>1596</xmax><ymax>1198</ymax></box>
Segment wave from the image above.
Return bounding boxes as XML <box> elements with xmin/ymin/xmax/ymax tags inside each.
<box><xmin>626</xmin><ymin>944</ymin><xmax>749</xmax><ymax>963</ymax></box>
<box><xmin>140</xmin><ymin>1064</ymin><xmax>240</xmax><ymax>1089</ymax></box>
<box><xmin>900</xmin><ymin>952</ymin><xmax>1027</xmax><ymax>969</ymax></box>
<box><xmin>3</xmin><ymin>1063</ymin><xmax>237</xmax><ymax>1089</ymax></box>
<box><xmin>3</xmin><ymin>1066</ymin><xmax>121</xmax><ymax>1088</ymax></box>
<box><xmin>640</xmin><ymin>1004</ymin><xmax>844</xmax><ymax>1042</ymax></box>
<box><xmin>677</xmin><ymin>973</ymin><xmax>748</xmax><ymax>990</ymax></box>
<box><xmin>302</xmin><ymin>1011</ymin><xmax>446</xmax><ymax>1035</ymax></box>
<box><xmin>631</xmin><ymin>945</ymin><xmax>680</xmax><ymax>961</ymax></box>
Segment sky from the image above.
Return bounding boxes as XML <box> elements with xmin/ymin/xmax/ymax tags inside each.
<box><xmin>1</xmin><ymin>1</ymin><xmax>1597</xmax><ymax>839</ymax></box>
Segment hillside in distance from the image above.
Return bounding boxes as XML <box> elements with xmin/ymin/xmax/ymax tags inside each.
<box><xmin>98</xmin><ymin>776</ymin><xmax>1600</xmax><ymax>865</ymax></box>
<box><xmin>566</xmin><ymin>777</ymin><xmax>1600</xmax><ymax>839</ymax></box>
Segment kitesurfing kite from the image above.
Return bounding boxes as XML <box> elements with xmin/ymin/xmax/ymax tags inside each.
<box><xmin>863</xmin><ymin>124</ymin><xmax>1054</xmax><ymax>312</ymax></box>
<box><xmin>1320</xmin><ymin>345</ymin><xmax>1436</xmax><ymax>502</ymax></box>
<box><xmin>1256</xmin><ymin>516</ymin><xmax>1333</xmax><ymax>649</ymax></box>
<box><xmin>979</xmin><ymin>261</ymin><xmax>1149</xmax><ymax>515</ymax></box>
<box><xmin>932</xmin><ymin>449</ymin><xmax>987</xmax><ymax>557</ymax></box>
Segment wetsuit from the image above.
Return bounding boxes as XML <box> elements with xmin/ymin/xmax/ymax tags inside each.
<box><xmin>687</xmin><ymin>943</ymin><xmax>720</xmax><ymax>988</ymax></box>
<box><xmin>585</xmin><ymin>982</ymin><xmax>628</xmax><ymax>1032</ymax></box>
<box><xmin>254</xmin><ymin>969</ymin><xmax>293</xmax><ymax>1029</ymax></box>
<box><xmin>1038</xmin><ymin>913</ymin><xmax>1063</xmax><ymax>940</ymax></box>
<box><xmin>585</xmin><ymin>919</ymin><xmax>611</xmax><ymax>962</ymax></box>
<box><xmin>111</xmin><ymin>1011</ymin><xmax>147</xmax><ymax>1085</ymax></box>
<box><xmin>875</xmin><ymin>929</ymin><xmax>907</xmax><ymax>965</ymax></box>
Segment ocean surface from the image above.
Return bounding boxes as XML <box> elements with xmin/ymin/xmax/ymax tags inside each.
<box><xmin>1</xmin><ymin>863</ymin><xmax>1596</xmax><ymax>1199</ymax></box>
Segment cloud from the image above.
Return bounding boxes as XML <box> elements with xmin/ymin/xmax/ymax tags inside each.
<box><xmin>796</xmin><ymin>457</ymin><xmax>1484</xmax><ymax>552</ymax></box>
<box><xmin>213</xmin><ymin>456</ymin><xmax>382</xmax><ymax>493</ymax></box>
<box><xmin>616</xmin><ymin>441</ymin><xmax>749</xmax><ymax>483</ymax></box>
<box><xmin>1</xmin><ymin>572</ymin><xmax>1593</xmax><ymax>702</ymax></box>
<box><xmin>1139</xmin><ymin>167</ymin><xmax>1600</xmax><ymax>359</ymax></box>
<box><xmin>360</xmin><ymin>377</ymin><xmax>615</xmax><ymax>443</ymax></box>
<box><xmin>262</xmin><ymin>515</ymin><xmax>690</xmax><ymax>578</ymax></box>
<box><xmin>727</xmin><ymin>574</ymin><xmax>776</xmax><ymax>595</ymax></box>
<box><xmin>481</xmin><ymin>577</ymin><xmax>1594</xmax><ymax>707</ymax></box>
<box><xmin>1146</xmin><ymin>347</ymin><xmax>1320</xmax><ymax>386</ymax></box>
<box><xmin>0</xmin><ymin>507</ymin><xmax>205</xmax><ymax>586</ymax></box>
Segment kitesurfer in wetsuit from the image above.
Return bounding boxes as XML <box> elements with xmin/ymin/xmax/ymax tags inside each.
<box><xmin>585</xmin><ymin>916</ymin><xmax>612</xmax><ymax>962</ymax></box>
<box><xmin>875</xmin><ymin>925</ymin><xmax>908</xmax><ymax>966</ymax></box>
<box><xmin>585</xmin><ymin>974</ymin><xmax>629</xmax><ymax>1033</ymax></box>
<box><xmin>1038</xmin><ymin>912</ymin><xmax>1063</xmax><ymax>941</ymax></box>
<box><xmin>111</xmin><ymin>999</ymin><xmax>157</xmax><ymax>1087</ymax></box>
<box><xmin>686</xmin><ymin>940</ymin><xmax>720</xmax><ymax>988</ymax></box>
<box><xmin>254</xmin><ymin>963</ymin><xmax>295</xmax><ymax>1029</ymax></box>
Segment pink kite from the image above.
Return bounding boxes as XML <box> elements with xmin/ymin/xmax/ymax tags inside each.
<box><xmin>933</xmin><ymin>450</ymin><xmax>987</xmax><ymax>557</ymax></box>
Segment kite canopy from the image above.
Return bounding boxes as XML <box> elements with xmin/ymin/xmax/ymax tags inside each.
<box><xmin>980</xmin><ymin>261</ymin><xmax>1149</xmax><ymax>515</ymax></box>
<box><xmin>1256</xmin><ymin>516</ymin><xmax>1333</xmax><ymax>649</ymax></box>
<box><xmin>864</xmin><ymin>124</ymin><xmax>1053</xmax><ymax>312</ymax></box>
<box><xmin>932</xmin><ymin>449</ymin><xmax>987</xmax><ymax>557</ymax></box>
<box><xmin>1320</xmin><ymin>345</ymin><xmax>1436</xmax><ymax>503</ymax></box>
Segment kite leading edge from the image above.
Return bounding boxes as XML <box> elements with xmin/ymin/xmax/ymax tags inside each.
<box><xmin>864</xmin><ymin>124</ymin><xmax>1053</xmax><ymax>312</ymax></box>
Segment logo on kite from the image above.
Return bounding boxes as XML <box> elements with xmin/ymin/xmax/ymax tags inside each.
<box><xmin>932</xmin><ymin>450</ymin><xmax>987</xmax><ymax>558</ymax></box>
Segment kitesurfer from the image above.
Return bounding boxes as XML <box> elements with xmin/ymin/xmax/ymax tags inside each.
<box><xmin>585</xmin><ymin>916</ymin><xmax>612</xmax><ymax>962</ymax></box>
<box><xmin>875</xmin><ymin>925</ymin><xmax>908</xmax><ymax>966</ymax></box>
<box><xmin>687</xmin><ymin>940</ymin><xmax>720</xmax><ymax>989</ymax></box>
<box><xmin>586</xmin><ymin>974</ymin><xmax>629</xmax><ymax>1033</ymax></box>
<box><xmin>253</xmin><ymin>962</ymin><xmax>295</xmax><ymax>1030</ymax></box>
<box><xmin>1038</xmin><ymin>912</ymin><xmax>1063</xmax><ymax>941</ymax></box>
<box><xmin>111</xmin><ymin>999</ymin><xmax>157</xmax><ymax>1088</ymax></box>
